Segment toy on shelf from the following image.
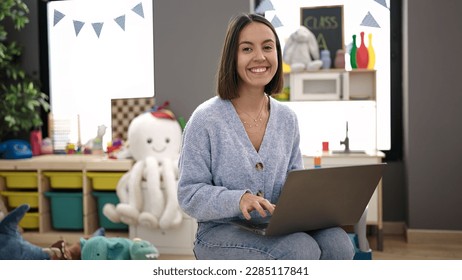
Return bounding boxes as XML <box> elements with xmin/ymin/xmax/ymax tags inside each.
<box><xmin>84</xmin><ymin>124</ymin><xmax>107</xmax><ymax>155</ymax></box>
<box><xmin>29</xmin><ymin>128</ymin><xmax>42</xmax><ymax>156</ymax></box>
<box><xmin>356</xmin><ymin>31</ymin><xmax>369</xmax><ymax>69</ymax></box>
<box><xmin>106</xmin><ymin>136</ymin><xmax>124</xmax><ymax>159</ymax></box>
<box><xmin>283</xmin><ymin>25</ymin><xmax>323</xmax><ymax>72</ymax></box>
<box><xmin>367</xmin><ymin>33</ymin><xmax>376</xmax><ymax>69</ymax></box>
<box><xmin>0</xmin><ymin>139</ymin><xmax>33</xmax><ymax>159</ymax></box>
<box><xmin>40</xmin><ymin>137</ymin><xmax>54</xmax><ymax>154</ymax></box>
<box><xmin>350</xmin><ymin>34</ymin><xmax>358</xmax><ymax>69</ymax></box>
<box><xmin>103</xmin><ymin>101</ymin><xmax>184</xmax><ymax>230</ymax></box>
<box><xmin>65</xmin><ymin>143</ymin><xmax>76</xmax><ymax>154</ymax></box>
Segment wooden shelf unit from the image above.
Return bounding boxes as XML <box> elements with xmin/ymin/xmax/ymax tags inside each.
<box><xmin>0</xmin><ymin>155</ymin><xmax>133</xmax><ymax>245</ymax></box>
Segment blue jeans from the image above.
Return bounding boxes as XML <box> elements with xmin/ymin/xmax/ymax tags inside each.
<box><xmin>193</xmin><ymin>223</ymin><xmax>355</xmax><ymax>260</ymax></box>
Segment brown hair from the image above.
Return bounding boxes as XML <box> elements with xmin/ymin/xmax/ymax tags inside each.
<box><xmin>217</xmin><ymin>13</ymin><xmax>283</xmax><ymax>100</ymax></box>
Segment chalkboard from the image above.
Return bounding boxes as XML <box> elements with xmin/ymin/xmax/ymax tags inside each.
<box><xmin>300</xmin><ymin>5</ymin><xmax>344</xmax><ymax>68</ymax></box>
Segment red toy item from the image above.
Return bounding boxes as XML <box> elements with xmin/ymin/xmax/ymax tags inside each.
<box><xmin>30</xmin><ymin>129</ymin><xmax>42</xmax><ymax>156</ymax></box>
<box><xmin>356</xmin><ymin>32</ymin><xmax>369</xmax><ymax>69</ymax></box>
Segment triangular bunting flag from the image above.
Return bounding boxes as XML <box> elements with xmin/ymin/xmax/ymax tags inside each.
<box><xmin>92</xmin><ymin>22</ymin><xmax>104</xmax><ymax>38</ymax></box>
<box><xmin>374</xmin><ymin>0</ymin><xmax>389</xmax><ymax>9</ymax></box>
<box><xmin>271</xmin><ymin>15</ymin><xmax>283</xmax><ymax>28</ymax></box>
<box><xmin>114</xmin><ymin>15</ymin><xmax>126</xmax><ymax>31</ymax></box>
<box><xmin>53</xmin><ymin>10</ymin><xmax>65</xmax><ymax>26</ymax></box>
<box><xmin>73</xmin><ymin>20</ymin><xmax>85</xmax><ymax>36</ymax></box>
<box><xmin>132</xmin><ymin>2</ymin><xmax>144</xmax><ymax>18</ymax></box>
<box><xmin>255</xmin><ymin>0</ymin><xmax>274</xmax><ymax>14</ymax></box>
<box><xmin>360</xmin><ymin>12</ymin><xmax>381</xmax><ymax>28</ymax></box>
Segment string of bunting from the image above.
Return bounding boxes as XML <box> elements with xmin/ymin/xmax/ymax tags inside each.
<box><xmin>53</xmin><ymin>2</ymin><xmax>145</xmax><ymax>38</ymax></box>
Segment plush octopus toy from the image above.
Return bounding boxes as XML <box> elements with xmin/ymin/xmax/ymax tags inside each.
<box><xmin>103</xmin><ymin>103</ymin><xmax>183</xmax><ymax>230</ymax></box>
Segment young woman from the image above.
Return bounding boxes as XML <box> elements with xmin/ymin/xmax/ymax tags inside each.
<box><xmin>177</xmin><ymin>13</ymin><xmax>354</xmax><ymax>260</ymax></box>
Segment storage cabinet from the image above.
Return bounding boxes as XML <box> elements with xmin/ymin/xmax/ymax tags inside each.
<box><xmin>289</xmin><ymin>69</ymin><xmax>376</xmax><ymax>101</ymax></box>
<box><xmin>0</xmin><ymin>155</ymin><xmax>133</xmax><ymax>242</ymax></box>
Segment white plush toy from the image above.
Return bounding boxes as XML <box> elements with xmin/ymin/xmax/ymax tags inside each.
<box><xmin>283</xmin><ymin>25</ymin><xmax>323</xmax><ymax>72</ymax></box>
<box><xmin>0</xmin><ymin>199</ymin><xmax>7</xmax><ymax>221</ymax></box>
<box><xmin>103</xmin><ymin>103</ymin><xmax>183</xmax><ymax>230</ymax></box>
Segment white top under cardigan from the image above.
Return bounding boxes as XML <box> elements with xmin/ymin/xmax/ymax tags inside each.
<box><xmin>177</xmin><ymin>96</ymin><xmax>303</xmax><ymax>225</ymax></box>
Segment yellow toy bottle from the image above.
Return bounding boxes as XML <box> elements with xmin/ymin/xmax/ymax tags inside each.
<box><xmin>367</xmin><ymin>33</ymin><xmax>376</xmax><ymax>69</ymax></box>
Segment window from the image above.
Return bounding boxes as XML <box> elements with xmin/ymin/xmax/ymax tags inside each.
<box><xmin>46</xmin><ymin>0</ymin><xmax>154</xmax><ymax>151</ymax></box>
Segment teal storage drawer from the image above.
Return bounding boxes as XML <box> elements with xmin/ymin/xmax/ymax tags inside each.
<box><xmin>92</xmin><ymin>191</ymin><xmax>128</xmax><ymax>230</ymax></box>
<box><xmin>44</xmin><ymin>192</ymin><xmax>83</xmax><ymax>230</ymax></box>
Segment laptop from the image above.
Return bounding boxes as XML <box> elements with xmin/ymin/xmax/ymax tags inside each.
<box><xmin>231</xmin><ymin>163</ymin><xmax>386</xmax><ymax>236</ymax></box>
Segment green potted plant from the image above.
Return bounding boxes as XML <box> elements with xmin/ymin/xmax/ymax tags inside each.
<box><xmin>0</xmin><ymin>0</ymin><xmax>50</xmax><ymax>142</ymax></box>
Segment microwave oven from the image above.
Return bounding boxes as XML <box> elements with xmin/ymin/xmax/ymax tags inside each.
<box><xmin>289</xmin><ymin>71</ymin><xmax>349</xmax><ymax>101</ymax></box>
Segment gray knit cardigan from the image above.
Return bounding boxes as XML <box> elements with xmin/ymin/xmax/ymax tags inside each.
<box><xmin>177</xmin><ymin>96</ymin><xmax>303</xmax><ymax>224</ymax></box>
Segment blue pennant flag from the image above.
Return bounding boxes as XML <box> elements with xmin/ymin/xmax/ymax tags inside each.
<box><xmin>73</xmin><ymin>20</ymin><xmax>85</xmax><ymax>36</ymax></box>
<box><xmin>54</xmin><ymin>9</ymin><xmax>65</xmax><ymax>26</ymax></box>
<box><xmin>132</xmin><ymin>2</ymin><xmax>144</xmax><ymax>18</ymax></box>
<box><xmin>92</xmin><ymin>22</ymin><xmax>104</xmax><ymax>38</ymax></box>
<box><xmin>114</xmin><ymin>15</ymin><xmax>126</xmax><ymax>31</ymax></box>
<box><xmin>255</xmin><ymin>0</ymin><xmax>274</xmax><ymax>14</ymax></box>
<box><xmin>360</xmin><ymin>12</ymin><xmax>380</xmax><ymax>28</ymax></box>
<box><xmin>374</xmin><ymin>0</ymin><xmax>389</xmax><ymax>9</ymax></box>
<box><xmin>271</xmin><ymin>15</ymin><xmax>283</xmax><ymax>28</ymax></box>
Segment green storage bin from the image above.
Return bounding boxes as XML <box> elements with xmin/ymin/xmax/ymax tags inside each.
<box><xmin>44</xmin><ymin>191</ymin><xmax>83</xmax><ymax>230</ymax></box>
<box><xmin>92</xmin><ymin>191</ymin><xmax>128</xmax><ymax>230</ymax></box>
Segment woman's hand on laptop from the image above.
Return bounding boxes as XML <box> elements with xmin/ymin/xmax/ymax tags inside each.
<box><xmin>239</xmin><ymin>193</ymin><xmax>275</xmax><ymax>220</ymax></box>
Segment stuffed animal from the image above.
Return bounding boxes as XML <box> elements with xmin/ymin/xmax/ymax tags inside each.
<box><xmin>0</xmin><ymin>199</ymin><xmax>7</xmax><ymax>221</ymax></box>
<box><xmin>84</xmin><ymin>124</ymin><xmax>107</xmax><ymax>154</ymax></box>
<box><xmin>0</xmin><ymin>205</ymin><xmax>155</xmax><ymax>260</ymax></box>
<box><xmin>103</xmin><ymin>102</ymin><xmax>183</xmax><ymax>230</ymax></box>
<box><xmin>80</xmin><ymin>236</ymin><xmax>159</xmax><ymax>260</ymax></box>
<box><xmin>0</xmin><ymin>204</ymin><xmax>50</xmax><ymax>260</ymax></box>
<box><xmin>283</xmin><ymin>25</ymin><xmax>323</xmax><ymax>72</ymax></box>
<box><xmin>47</xmin><ymin>227</ymin><xmax>106</xmax><ymax>260</ymax></box>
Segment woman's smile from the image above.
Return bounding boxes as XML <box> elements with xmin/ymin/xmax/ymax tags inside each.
<box><xmin>249</xmin><ymin>66</ymin><xmax>269</xmax><ymax>73</ymax></box>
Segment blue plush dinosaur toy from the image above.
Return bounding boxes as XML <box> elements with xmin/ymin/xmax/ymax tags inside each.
<box><xmin>0</xmin><ymin>204</ymin><xmax>50</xmax><ymax>260</ymax></box>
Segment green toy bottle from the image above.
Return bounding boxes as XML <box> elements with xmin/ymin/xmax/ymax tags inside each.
<box><xmin>350</xmin><ymin>34</ymin><xmax>358</xmax><ymax>69</ymax></box>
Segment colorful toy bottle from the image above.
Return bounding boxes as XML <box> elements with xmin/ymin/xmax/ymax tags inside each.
<box><xmin>350</xmin><ymin>34</ymin><xmax>358</xmax><ymax>69</ymax></box>
<box><xmin>367</xmin><ymin>33</ymin><xmax>376</xmax><ymax>69</ymax></box>
<box><xmin>30</xmin><ymin>128</ymin><xmax>42</xmax><ymax>156</ymax></box>
<box><xmin>356</xmin><ymin>32</ymin><xmax>369</xmax><ymax>69</ymax></box>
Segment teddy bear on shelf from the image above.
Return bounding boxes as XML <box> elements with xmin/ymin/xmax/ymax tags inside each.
<box><xmin>103</xmin><ymin>102</ymin><xmax>183</xmax><ymax>230</ymax></box>
<box><xmin>283</xmin><ymin>25</ymin><xmax>323</xmax><ymax>72</ymax></box>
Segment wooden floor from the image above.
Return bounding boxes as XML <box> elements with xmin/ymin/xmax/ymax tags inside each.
<box><xmin>370</xmin><ymin>235</ymin><xmax>462</xmax><ymax>260</ymax></box>
<box><xmin>158</xmin><ymin>234</ymin><xmax>462</xmax><ymax>260</ymax></box>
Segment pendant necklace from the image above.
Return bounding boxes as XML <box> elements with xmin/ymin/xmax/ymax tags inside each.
<box><xmin>236</xmin><ymin>96</ymin><xmax>267</xmax><ymax>129</ymax></box>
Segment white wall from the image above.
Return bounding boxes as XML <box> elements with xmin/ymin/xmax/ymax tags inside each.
<box><xmin>47</xmin><ymin>0</ymin><xmax>154</xmax><ymax>150</ymax></box>
<box><xmin>263</xmin><ymin>0</ymin><xmax>391</xmax><ymax>151</ymax></box>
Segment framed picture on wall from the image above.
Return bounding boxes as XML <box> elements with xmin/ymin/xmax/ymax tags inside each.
<box><xmin>300</xmin><ymin>5</ymin><xmax>344</xmax><ymax>66</ymax></box>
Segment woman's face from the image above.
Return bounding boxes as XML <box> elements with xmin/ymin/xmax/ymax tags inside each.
<box><xmin>236</xmin><ymin>22</ymin><xmax>278</xmax><ymax>92</ymax></box>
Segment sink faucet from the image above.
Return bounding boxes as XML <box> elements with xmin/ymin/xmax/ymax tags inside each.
<box><xmin>340</xmin><ymin>121</ymin><xmax>350</xmax><ymax>152</ymax></box>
